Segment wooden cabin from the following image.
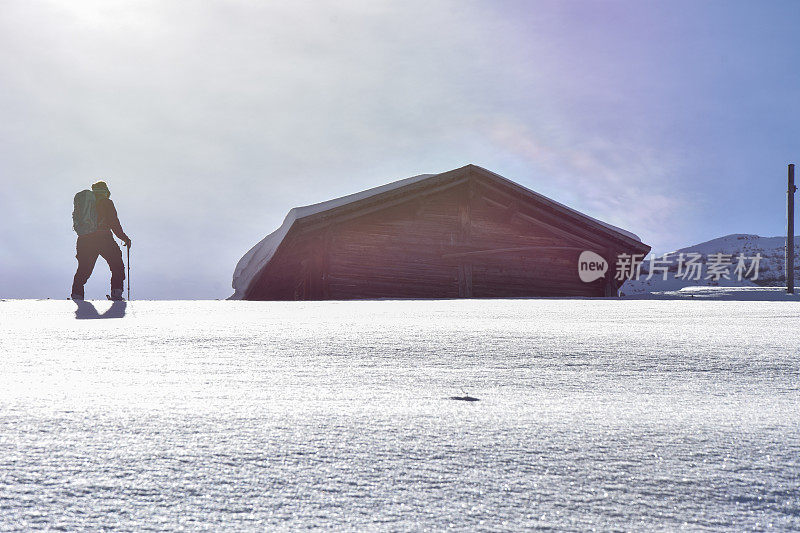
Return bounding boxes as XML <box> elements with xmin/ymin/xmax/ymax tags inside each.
<box><xmin>231</xmin><ymin>164</ymin><xmax>651</xmax><ymax>300</ymax></box>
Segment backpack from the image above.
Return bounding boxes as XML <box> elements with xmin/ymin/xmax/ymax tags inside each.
<box><xmin>72</xmin><ymin>190</ymin><xmax>98</xmax><ymax>235</ymax></box>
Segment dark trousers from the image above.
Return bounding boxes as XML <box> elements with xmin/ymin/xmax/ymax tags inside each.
<box><xmin>71</xmin><ymin>231</ymin><xmax>125</xmax><ymax>297</ymax></box>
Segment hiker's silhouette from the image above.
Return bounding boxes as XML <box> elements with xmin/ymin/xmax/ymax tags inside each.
<box><xmin>74</xmin><ymin>300</ymin><xmax>127</xmax><ymax>319</ymax></box>
<box><xmin>71</xmin><ymin>181</ymin><xmax>131</xmax><ymax>301</ymax></box>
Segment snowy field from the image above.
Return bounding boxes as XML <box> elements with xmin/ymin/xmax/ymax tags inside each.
<box><xmin>1</xmin><ymin>298</ymin><xmax>799</xmax><ymax>531</ymax></box>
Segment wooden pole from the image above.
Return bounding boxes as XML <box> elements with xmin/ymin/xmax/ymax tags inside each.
<box><xmin>788</xmin><ymin>164</ymin><xmax>796</xmax><ymax>294</ymax></box>
<box><xmin>127</xmin><ymin>245</ymin><xmax>131</xmax><ymax>301</ymax></box>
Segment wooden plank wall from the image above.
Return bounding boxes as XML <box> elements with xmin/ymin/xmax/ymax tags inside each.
<box><xmin>246</xmin><ymin>177</ymin><xmax>626</xmax><ymax>300</ymax></box>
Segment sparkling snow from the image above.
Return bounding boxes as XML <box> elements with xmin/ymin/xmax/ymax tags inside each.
<box><xmin>1</xmin><ymin>299</ymin><xmax>799</xmax><ymax>531</ymax></box>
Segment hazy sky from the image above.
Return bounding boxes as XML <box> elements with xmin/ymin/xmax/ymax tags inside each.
<box><xmin>2</xmin><ymin>0</ymin><xmax>799</xmax><ymax>299</ymax></box>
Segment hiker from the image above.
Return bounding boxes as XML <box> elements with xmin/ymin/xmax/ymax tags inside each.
<box><xmin>71</xmin><ymin>181</ymin><xmax>131</xmax><ymax>301</ymax></box>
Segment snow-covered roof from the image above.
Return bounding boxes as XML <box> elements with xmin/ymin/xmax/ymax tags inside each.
<box><xmin>231</xmin><ymin>165</ymin><xmax>644</xmax><ymax>299</ymax></box>
<box><xmin>231</xmin><ymin>173</ymin><xmax>435</xmax><ymax>299</ymax></box>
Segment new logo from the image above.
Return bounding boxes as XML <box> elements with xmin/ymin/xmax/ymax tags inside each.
<box><xmin>578</xmin><ymin>251</ymin><xmax>608</xmax><ymax>283</ymax></box>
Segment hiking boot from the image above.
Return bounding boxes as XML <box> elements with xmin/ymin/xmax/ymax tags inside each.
<box><xmin>109</xmin><ymin>289</ymin><xmax>125</xmax><ymax>301</ymax></box>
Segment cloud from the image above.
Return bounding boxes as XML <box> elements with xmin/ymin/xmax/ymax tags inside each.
<box><xmin>485</xmin><ymin>117</ymin><xmax>692</xmax><ymax>250</ymax></box>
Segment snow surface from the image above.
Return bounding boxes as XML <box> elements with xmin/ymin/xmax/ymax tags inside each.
<box><xmin>623</xmin><ymin>286</ymin><xmax>800</xmax><ymax>301</ymax></box>
<box><xmin>2</xmin><ymin>299</ymin><xmax>799</xmax><ymax>530</ymax></box>
<box><xmin>231</xmin><ymin>168</ymin><xmax>643</xmax><ymax>299</ymax></box>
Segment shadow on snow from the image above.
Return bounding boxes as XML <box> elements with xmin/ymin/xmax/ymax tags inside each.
<box><xmin>74</xmin><ymin>300</ymin><xmax>127</xmax><ymax>319</ymax></box>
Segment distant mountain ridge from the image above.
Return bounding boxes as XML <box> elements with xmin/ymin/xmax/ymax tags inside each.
<box><xmin>621</xmin><ymin>234</ymin><xmax>799</xmax><ymax>295</ymax></box>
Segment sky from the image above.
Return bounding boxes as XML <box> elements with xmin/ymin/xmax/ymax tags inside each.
<box><xmin>2</xmin><ymin>0</ymin><xmax>799</xmax><ymax>299</ymax></box>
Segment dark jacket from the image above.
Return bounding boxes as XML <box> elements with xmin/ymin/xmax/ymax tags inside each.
<box><xmin>94</xmin><ymin>197</ymin><xmax>130</xmax><ymax>242</ymax></box>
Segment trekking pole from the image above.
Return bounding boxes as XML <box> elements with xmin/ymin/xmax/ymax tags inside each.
<box><xmin>127</xmin><ymin>245</ymin><xmax>131</xmax><ymax>301</ymax></box>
